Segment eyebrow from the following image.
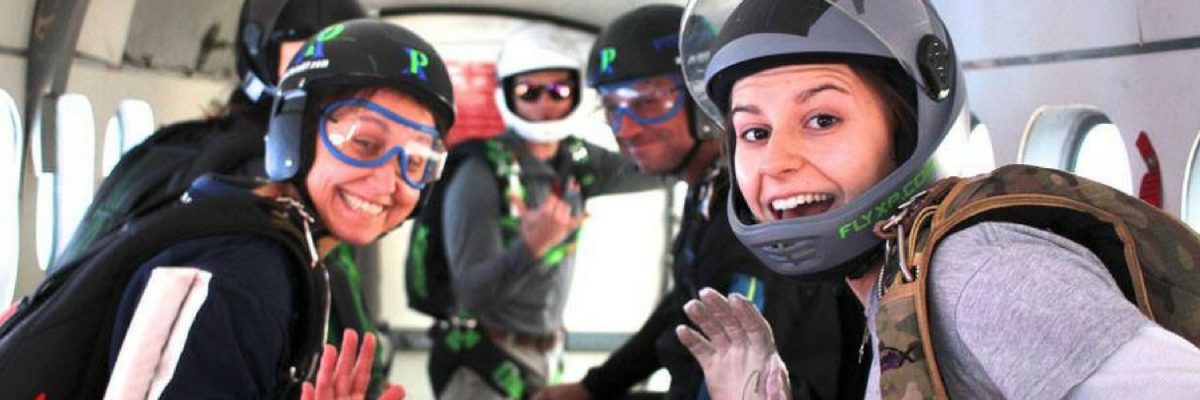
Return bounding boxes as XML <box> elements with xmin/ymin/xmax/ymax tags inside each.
<box><xmin>730</xmin><ymin>83</ymin><xmax>849</xmax><ymax>117</ymax></box>
<box><xmin>357</xmin><ymin>113</ymin><xmax>389</xmax><ymax>129</ymax></box>
<box><xmin>730</xmin><ymin>104</ymin><xmax>759</xmax><ymax>116</ymax></box>
<box><xmin>797</xmin><ymin>83</ymin><xmax>848</xmax><ymax>103</ymax></box>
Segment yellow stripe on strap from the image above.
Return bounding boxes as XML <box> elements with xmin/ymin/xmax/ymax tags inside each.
<box><xmin>746</xmin><ymin>277</ymin><xmax>758</xmax><ymax>302</ymax></box>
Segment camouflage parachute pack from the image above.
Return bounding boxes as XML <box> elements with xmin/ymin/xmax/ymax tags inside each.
<box><xmin>874</xmin><ymin>164</ymin><xmax>1200</xmax><ymax>399</ymax></box>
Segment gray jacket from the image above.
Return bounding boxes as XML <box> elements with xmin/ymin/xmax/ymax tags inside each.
<box><xmin>442</xmin><ymin>133</ymin><xmax>662</xmax><ymax>335</ymax></box>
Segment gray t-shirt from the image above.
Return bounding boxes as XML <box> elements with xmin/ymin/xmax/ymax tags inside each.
<box><xmin>866</xmin><ymin>221</ymin><xmax>1150</xmax><ymax>399</ymax></box>
<box><xmin>442</xmin><ymin>135</ymin><xmax>661</xmax><ymax>335</ymax></box>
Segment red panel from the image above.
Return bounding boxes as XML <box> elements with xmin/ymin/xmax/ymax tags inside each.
<box><xmin>1136</xmin><ymin>131</ymin><xmax>1163</xmax><ymax>209</ymax></box>
<box><xmin>445</xmin><ymin>61</ymin><xmax>505</xmax><ymax>148</ymax></box>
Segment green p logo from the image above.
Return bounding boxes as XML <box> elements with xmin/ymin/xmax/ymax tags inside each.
<box><xmin>303</xmin><ymin>24</ymin><xmax>346</xmax><ymax>59</ymax></box>
<box><xmin>316</xmin><ymin>24</ymin><xmax>345</xmax><ymax>42</ymax></box>
<box><xmin>407</xmin><ymin>48</ymin><xmax>429</xmax><ymax>81</ymax></box>
<box><xmin>599</xmin><ymin>47</ymin><xmax>617</xmax><ymax>75</ymax></box>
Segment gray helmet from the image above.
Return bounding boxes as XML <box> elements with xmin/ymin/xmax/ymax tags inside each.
<box><xmin>680</xmin><ymin>0</ymin><xmax>965</xmax><ymax>279</ymax></box>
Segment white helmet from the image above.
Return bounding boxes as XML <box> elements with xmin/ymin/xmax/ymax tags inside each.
<box><xmin>494</xmin><ymin>23</ymin><xmax>584</xmax><ymax>143</ymax></box>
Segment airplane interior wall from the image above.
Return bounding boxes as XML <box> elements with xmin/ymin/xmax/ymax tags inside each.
<box><xmin>69</xmin><ymin>0</ymin><xmax>239</xmax><ymax>133</ymax></box>
<box><xmin>76</xmin><ymin>0</ymin><xmax>137</xmax><ymax>66</ymax></box>
<box><xmin>2</xmin><ymin>0</ymin><xmax>33</xmax><ymax>305</ymax></box>
<box><xmin>0</xmin><ymin>58</ymin><xmax>25</xmax><ymax>117</ymax></box>
<box><xmin>935</xmin><ymin>0</ymin><xmax>1200</xmax><ymax>217</ymax></box>
<box><xmin>0</xmin><ymin>0</ymin><xmax>33</xmax><ymax>109</ymax></box>
<box><xmin>67</xmin><ymin>64</ymin><xmax>234</xmax><ymax>165</ymax></box>
<box><xmin>964</xmin><ymin>51</ymin><xmax>1200</xmax><ymax>215</ymax></box>
<box><xmin>5</xmin><ymin>0</ymin><xmax>240</xmax><ymax>300</ymax></box>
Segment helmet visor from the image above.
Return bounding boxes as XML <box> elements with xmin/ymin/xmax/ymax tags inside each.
<box><xmin>597</xmin><ymin>75</ymin><xmax>686</xmax><ymax>132</ymax></box>
<box><xmin>319</xmin><ymin>99</ymin><xmax>447</xmax><ymax>189</ymax></box>
<box><xmin>681</xmin><ymin>0</ymin><xmax>951</xmax><ymax>127</ymax></box>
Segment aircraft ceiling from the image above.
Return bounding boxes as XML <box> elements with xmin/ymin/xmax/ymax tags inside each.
<box><xmin>365</xmin><ymin>0</ymin><xmax>681</xmax><ymax>30</ymax></box>
<box><xmin>115</xmin><ymin>0</ymin><xmax>677</xmax><ymax>79</ymax></box>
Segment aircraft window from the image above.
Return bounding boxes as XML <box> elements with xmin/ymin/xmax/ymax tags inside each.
<box><xmin>1183</xmin><ymin>133</ymin><xmax>1200</xmax><ymax>229</ymax></box>
<box><xmin>1020</xmin><ymin>106</ymin><xmax>1133</xmax><ymax>194</ymax></box>
<box><xmin>102</xmin><ymin>99</ymin><xmax>155</xmax><ymax>176</ymax></box>
<box><xmin>36</xmin><ymin>172</ymin><xmax>54</xmax><ymax>270</ymax></box>
<box><xmin>1071</xmin><ymin>123</ymin><xmax>1134</xmax><ymax>194</ymax></box>
<box><xmin>51</xmin><ymin>93</ymin><xmax>97</xmax><ymax>265</ymax></box>
<box><xmin>934</xmin><ymin>108</ymin><xmax>971</xmax><ymax>175</ymax></box>
<box><xmin>1</xmin><ymin>89</ymin><xmax>20</xmax><ymax>302</ymax></box>
<box><xmin>933</xmin><ymin>108</ymin><xmax>993</xmax><ymax>176</ymax></box>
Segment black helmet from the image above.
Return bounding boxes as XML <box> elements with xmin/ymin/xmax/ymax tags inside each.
<box><xmin>680</xmin><ymin>0</ymin><xmax>965</xmax><ymax>280</ymax></box>
<box><xmin>587</xmin><ymin>5</ymin><xmax>686</xmax><ymax>88</ymax></box>
<box><xmin>265</xmin><ymin>19</ymin><xmax>456</xmax><ymax>182</ymax></box>
<box><xmin>587</xmin><ymin>4</ymin><xmax>720</xmax><ymax>172</ymax></box>
<box><xmin>236</xmin><ymin>0</ymin><xmax>367</xmax><ymax>103</ymax></box>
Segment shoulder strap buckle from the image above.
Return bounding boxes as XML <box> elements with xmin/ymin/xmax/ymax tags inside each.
<box><xmin>275</xmin><ymin>196</ymin><xmax>320</xmax><ymax>269</ymax></box>
<box><xmin>875</xmin><ymin>189</ymin><xmax>929</xmax><ymax>295</ymax></box>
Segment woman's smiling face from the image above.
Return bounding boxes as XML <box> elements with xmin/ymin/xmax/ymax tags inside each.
<box><xmin>306</xmin><ymin>88</ymin><xmax>431</xmax><ymax>245</ymax></box>
<box><xmin>730</xmin><ymin>63</ymin><xmax>896</xmax><ymax>223</ymax></box>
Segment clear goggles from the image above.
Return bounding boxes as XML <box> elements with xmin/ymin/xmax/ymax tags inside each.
<box><xmin>319</xmin><ymin>99</ymin><xmax>447</xmax><ymax>190</ymax></box>
<box><xmin>597</xmin><ymin>75</ymin><xmax>686</xmax><ymax>132</ymax></box>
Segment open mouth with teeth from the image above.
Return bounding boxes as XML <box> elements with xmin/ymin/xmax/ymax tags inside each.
<box><xmin>768</xmin><ymin>193</ymin><xmax>835</xmax><ymax>220</ymax></box>
<box><xmin>341</xmin><ymin>190</ymin><xmax>387</xmax><ymax>216</ymax></box>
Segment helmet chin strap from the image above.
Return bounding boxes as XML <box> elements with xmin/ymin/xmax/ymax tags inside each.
<box><xmin>667</xmin><ymin>101</ymin><xmax>706</xmax><ymax>176</ymax></box>
<box><xmin>286</xmin><ymin>156</ymin><xmax>330</xmax><ymax>242</ymax></box>
<box><xmin>240</xmin><ymin>72</ymin><xmax>280</xmax><ymax>104</ymax></box>
<box><xmin>296</xmin><ymin>186</ymin><xmax>329</xmax><ymax>239</ymax></box>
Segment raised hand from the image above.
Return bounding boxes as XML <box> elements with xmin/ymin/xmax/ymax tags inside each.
<box><xmin>675</xmin><ymin>288</ymin><xmax>791</xmax><ymax>400</ymax></box>
<box><xmin>301</xmin><ymin>329</ymin><xmax>405</xmax><ymax>400</ymax></box>
<box><xmin>511</xmin><ymin>192</ymin><xmax>586</xmax><ymax>259</ymax></box>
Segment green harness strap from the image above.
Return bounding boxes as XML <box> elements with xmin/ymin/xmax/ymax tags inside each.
<box><xmin>324</xmin><ymin>244</ymin><xmax>387</xmax><ymax>386</ymax></box>
<box><xmin>483</xmin><ymin>139</ymin><xmax>586</xmax><ymax>268</ymax></box>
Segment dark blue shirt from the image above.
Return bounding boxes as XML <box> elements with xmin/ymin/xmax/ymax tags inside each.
<box><xmin>109</xmin><ymin>176</ymin><xmax>299</xmax><ymax>398</ymax></box>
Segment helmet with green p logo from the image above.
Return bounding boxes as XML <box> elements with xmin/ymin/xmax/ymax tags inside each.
<box><xmin>266</xmin><ymin>18</ymin><xmax>456</xmax><ymax>183</ymax></box>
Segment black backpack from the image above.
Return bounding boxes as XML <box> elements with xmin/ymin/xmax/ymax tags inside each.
<box><xmin>405</xmin><ymin>137</ymin><xmax>595</xmax><ymax>319</ymax></box>
<box><xmin>404</xmin><ymin>139</ymin><xmax>491</xmax><ymax>319</ymax></box>
<box><xmin>0</xmin><ymin>193</ymin><xmax>327</xmax><ymax>399</ymax></box>
<box><xmin>54</xmin><ymin>114</ymin><xmax>266</xmax><ymax>270</ymax></box>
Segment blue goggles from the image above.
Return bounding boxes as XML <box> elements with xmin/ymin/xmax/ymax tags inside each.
<box><xmin>597</xmin><ymin>75</ymin><xmax>686</xmax><ymax>133</ymax></box>
<box><xmin>319</xmin><ymin>98</ymin><xmax>447</xmax><ymax>190</ymax></box>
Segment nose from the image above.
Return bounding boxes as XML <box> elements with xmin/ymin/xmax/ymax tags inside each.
<box><xmin>526</xmin><ymin>95</ymin><xmax>560</xmax><ymax>119</ymax></box>
<box><xmin>758</xmin><ymin>131</ymin><xmax>804</xmax><ymax>178</ymax></box>
<box><xmin>366</xmin><ymin>157</ymin><xmax>401</xmax><ymax>193</ymax></box>
<box><xmin>537</xmin><ymin>91</ymin><xmax>560</xmax><ymax>106</ymax></box>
